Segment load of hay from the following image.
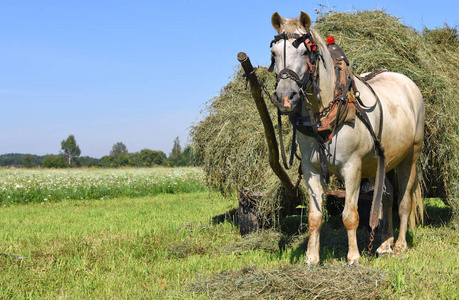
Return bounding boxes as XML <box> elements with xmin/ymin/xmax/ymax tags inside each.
<box><xmin>191</xmin><ymin>10</ymin><xmax>459</xmax><ymax>217</ymax></box>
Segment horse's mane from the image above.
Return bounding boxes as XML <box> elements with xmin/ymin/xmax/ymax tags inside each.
<box><xmin>276</xmin><ymin>18</ymin><xmax>327</xmax><ymax>52</ymax></box>
<box><xmin>277</xmin><ymin>18</ymin><xmax>305</xmax><ymax>37</ymax></box>
<box><xmin>309</xmin><ymin>29</ymin><xmax>326</xmax><ymax>51</ymax></box>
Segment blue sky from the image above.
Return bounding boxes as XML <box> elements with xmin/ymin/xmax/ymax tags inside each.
<box><xmin>1</xmin><ymin>1</ymin><xmax>457</xmax><ymax>158</ymax></box>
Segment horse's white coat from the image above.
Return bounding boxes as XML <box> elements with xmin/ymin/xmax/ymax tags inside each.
<box><xmin>271</xmin><ymin>12</ymin><xmax>424</xmax><ymax>264</ymax></box>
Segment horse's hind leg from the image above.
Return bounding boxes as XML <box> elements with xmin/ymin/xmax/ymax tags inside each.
<box><xmin>394</xmin><ymin>152</ymin><xmax>421</xmax><ymax>255</ymax></box>
<box><xmin>376</xmin><ymin>172</ymin><xmax>395</xmax><ymax>256</ymax></box>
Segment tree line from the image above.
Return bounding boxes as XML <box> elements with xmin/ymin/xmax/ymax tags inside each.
<box><xmin>0</xmin><ymin>135</ymin><xmax>197</xmax><ymax>168</ymax></box>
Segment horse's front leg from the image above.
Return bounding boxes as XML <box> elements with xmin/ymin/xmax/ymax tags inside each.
<box><xmin>302</xmin><ymin>161</ymin><xmax>325</xmax><ymax>265</ymax></box>
<box><xmin>342</xmin><ymin>162</ymin><xmax>362</xmax><ymax>264</ymax></box>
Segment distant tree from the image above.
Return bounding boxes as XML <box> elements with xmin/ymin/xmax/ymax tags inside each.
<box><xmin>129</xmin><ymin>150</ymin><xmax>148</xmax><ymax>167</ymax></box>
<box><xmin>100</xmin><ymin>155</ymin><xmax>117</xmax><ymax>168</ymax></box>
<box><xmin>168</xmin><ymin>137</ymin><xmax>182</xmax><ymax>166</ymax></box>
<box><xmin>42</xmin><ymin>155</ymin><xmax>54</xmax><ymax>168</ymax></box>
<box><xmin>115</xmin><ymin>153</ymin><xmax>130</xmax><ymax>167</ymax></box>
<box><xmin>152</xmin><ymin>150</ymin><xmax>167</xmax><ymax>165</ymax></box>
<box><xmin>22</xmin><ymin>154</ymin><xmax>35</xmax><ymax>168</ymax></box>
<box><xmin>78</xmin><ymin>156</ymin><xmax>101</xmax><ymax>167</ymax></box>
<box><xmin>61</xmin><ymin>135</ymin><xmax>81</xmax><ymax>166</ymax></box>
<box><xmin>135</xmin><ymin>149</ymin><xmax>150</xmax><ymax>166</ymax></box>
<box><xmin>42</xmin><ymin>155</ymin><xmax>67</xmax><ymax>168</ymax></box>
<box><xmin>110</xmin><ymin>142</ymin><xmax>128</xmax><ymax>157</ymax></box>
<box><xmin>136</xmin><ymin>149</ymin><xmax>167</xmax><ymax>166</ymax></box>
<box><xmin>0</xmin><ymin>154</ymin><xmax>26</xmax><ymax>167</ymax></box>
<box><xmin>0</xmin><ymin>153</ymin><xmax>100</xmax><ymax>168</ymax></box>
<box><xmin>106</xmin><ymin>142</ymin><xmax>129</xmax><ymax>167</ymax></box>
<box><xmin>180</xmin><ymin>145</ymin><xmax>196</xmax><ymax>166</ymax></box>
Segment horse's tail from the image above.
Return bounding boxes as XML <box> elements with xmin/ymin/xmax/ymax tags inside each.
<box><xmin>409</xmin><ymin>171</ymin><xmax>424</xmax><ymax>229</ymax></box>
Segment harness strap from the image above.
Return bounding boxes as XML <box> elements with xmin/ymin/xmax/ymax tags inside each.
<box><xmin>327</xmin><ymin>72</ymin><xmax>354</xmax><ymax>139</ymax></box>
<box><xmin>289</xmin><ymin>114</ymin><xmax>298</xmax><ymax>167</ymax></box>
<box><xmin>353</xmin><ymin>74</ymin><xmax>386</xmax><ymax>231</ymax></box>
<box><xmin>301</xmin><ymin>90</ymin><xmax>331</xmax><ymax>184</ymax></box>
<box><xmin>277</xmin><ymin>109</ymin><xmax>297</xmax><ymax>169</ymax></box>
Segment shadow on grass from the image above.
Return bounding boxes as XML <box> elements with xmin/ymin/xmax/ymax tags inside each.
<box><xmin>211</xmin><ymin>208</ymin><xmax>238</xmax><ymax>226</ymax></box>
<box><xmin>287</xmin><ymin>198</ymin><xmax>453</xmax><ymax>263</ymax></box>
<box><xmin>424</xmin><ymin>198</ymin><xmax>453</xmax><ymax>226</ymax></box>
<box><xmin>210</xmin><ymin>197</ymin><xmax>453</xmax><ymax>264</ymax></box>
<box><xmin>211</xmin><ymin>208</ymin><xmax>403</xmax><ymax>263</ymax></box>
<box><xmin>286</xmin><ymin>221</ymin><xmax>373</xmax><ymax>264</ymax></box>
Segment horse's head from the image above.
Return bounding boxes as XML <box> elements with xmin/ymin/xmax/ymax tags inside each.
<box><xmin>269</xmin><ymin>11</ymin><xmax>319</xmax><ymax>114</ymax></box>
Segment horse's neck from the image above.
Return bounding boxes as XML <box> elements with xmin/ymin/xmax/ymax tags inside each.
<box><xmin>319</xmin><ymin>47</ymin><xmax>335</xmax><ymax>106</ymax></box>
<box><xmin>303</xmin><ymin>39</ymin><xmax>336</xmax><ymax>115</ymax></box>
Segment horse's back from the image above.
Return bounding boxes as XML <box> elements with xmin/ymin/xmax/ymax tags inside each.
<box><xmin>365</xmin><ymin>71</ymin><xmax>424</xmax><ymax>117</ymax></box>
<box><xmin>364</xmin><ymin>71</ymin><xmax>424</xmax><ymax>172</ymax></box>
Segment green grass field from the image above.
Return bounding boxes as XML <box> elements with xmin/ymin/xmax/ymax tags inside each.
<box><xmin>0</xmin><ymin>168</ymin><xmax>457</xmax><ymax>299</ymax></box>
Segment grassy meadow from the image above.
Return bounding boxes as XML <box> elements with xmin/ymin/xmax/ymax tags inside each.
<box><xmin>0</xmin><ymin>167</ymin><xmax>458</xmax><ymax>299</ymax></box>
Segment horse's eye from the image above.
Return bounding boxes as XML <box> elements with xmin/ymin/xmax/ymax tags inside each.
<box><xmin>271</xmin><ymin>51</ymin><xmax>276</xmax><ymax>57</ymax></box>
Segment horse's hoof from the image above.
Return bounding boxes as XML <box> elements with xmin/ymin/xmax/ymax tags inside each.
<box><xmin>306</xmin><ymin>256</ymin><xmax>320</xmax><ymax>265</ymax></box>
<box><xmin>348</xmin><ymin>259</ymin><xmax>360</xmax><ymax>266</ymax></box>
<box><xmin>376</xmin><ymin>248</ymin><xmax>393</xmax><ymax>257</ymax></box>
<box><xmin>376</xmin><ymin>245</ymin><xmax>393</xmax><ymax>257</ymax></box>
<box><xmin>394</xmin><ymin>246</ymin><xmax>405</xmax><ymax>255</ymax></box>
<box><xmin>347</xmin><ymin>252</ymin><xmax>360</xmax><ymax>265</ymax></box>
<box><xmin>394</xmin><ymin>242</ymin><xmax>407</xmax><ymax>255</ymax></box>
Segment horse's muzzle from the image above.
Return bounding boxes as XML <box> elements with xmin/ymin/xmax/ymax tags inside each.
<box><xmin>273</xmin><ymin>89</ymin><xmax>301</xmax><ymax>114</ymax></box>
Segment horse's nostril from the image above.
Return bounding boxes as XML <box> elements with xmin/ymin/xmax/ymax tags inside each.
<box><xmin>289</xmin><ymin>92</ymin><xmax>297</xmax><ymax>100</ymax></box>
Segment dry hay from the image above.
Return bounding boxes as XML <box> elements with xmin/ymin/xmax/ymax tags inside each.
<box><xmin>223</xmin><ymin>229</ymin><xmax>284</xmax><ymax>254</ymax></box>
<box><xmin>191</xmin><ymin>9</ymin><xmax>459</xmax><ymax>218</ymax></box>
<box><xmin>190</xmin><ymin>67</ymin><xmax>306</xmax><ymax>224</ymax></box>
<box><xmin>191</xmin><ymin>67</ymin><xmax>277</xmax><ymax>196</ymax></box>
<box><xmin>191</xmin><ymin>263</ymin><xmax>389</xmax><ymax>299</ymax></box>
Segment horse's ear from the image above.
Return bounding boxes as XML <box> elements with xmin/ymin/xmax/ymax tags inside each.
<box><xmin>271</xmin><ymin>12</ymin><xmax>283</xmax><ymax>32</ymax></box>
<box><xmin>299</xmin><ymin>11</ymin><xmax>312</xmax><ymax>30</ymax></box>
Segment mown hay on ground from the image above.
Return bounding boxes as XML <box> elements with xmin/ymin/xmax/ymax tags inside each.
<box><xmin>191</xmin><ymin>10</ymin><xmax>459</xmax><ymax>217</ymax></box>
<box><xmin>191</xmin><ymin>263</ymin><xmax>389</xmax><ymax>299</ymax></box>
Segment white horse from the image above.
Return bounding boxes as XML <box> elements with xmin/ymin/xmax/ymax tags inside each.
<box><xmin>269</xmin><ymin>11</ymin><xmax>424</xmax><ymax>264</ymax></box>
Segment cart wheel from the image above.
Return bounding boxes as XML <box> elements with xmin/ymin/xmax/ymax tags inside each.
<box><xmin>238</xmin><ymin>190</ymin><xmax>261</xmax><ymax>235</ymax></box>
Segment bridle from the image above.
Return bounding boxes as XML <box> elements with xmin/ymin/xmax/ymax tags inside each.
<box><xmin>268</xmin><ymin>30</ymin><xmax>323</xmax><ymax>111</ymax></box>
<box><xmin>268</xmin><ymin>30</ymin><xmax>330</xmax><ymax>180</ymax></box>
